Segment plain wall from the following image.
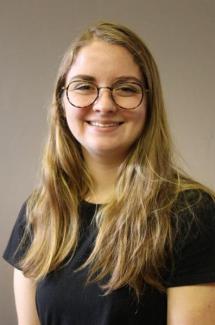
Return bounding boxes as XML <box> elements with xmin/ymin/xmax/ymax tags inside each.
<box><xmin>1</xmin><ymin>0</ymin><xmax>214</xmax><ymax>323</ymax></box>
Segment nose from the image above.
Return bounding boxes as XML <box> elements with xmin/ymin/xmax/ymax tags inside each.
<box><xmin>92</xmin><ymin>88</ymin><xmax>117</xmax><ymax>113</ymax></box>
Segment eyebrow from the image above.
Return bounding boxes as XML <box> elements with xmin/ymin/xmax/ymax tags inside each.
<box><xmin>69</xmin><ymin>74</ymin><xmax>143</xmax><ymax>83</ymax></box>
<box><xmin>69</xmin><ymin>74</ymin><xmax>96</xmax><ymax>82</ymax></box>
<box><xmin>114</xmin><ymin>76</ymin><xmax>143</xmax><ymax>83</ymax></box>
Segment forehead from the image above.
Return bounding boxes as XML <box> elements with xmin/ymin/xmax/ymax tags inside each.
<box><xmin>66</xmin><ymin>40</ymin><xmax>142</xmax><ymax>83</ymax></box>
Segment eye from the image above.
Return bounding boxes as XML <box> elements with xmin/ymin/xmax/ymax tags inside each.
<box><xmin>68</xmin><ymin>81</ymin><xmax>96</xmax><ymax>93</ymax></box>
<box><xmin>114</xmin><ymin>83</ymin><xmax>142</xmax><ymax>96</ymax></box>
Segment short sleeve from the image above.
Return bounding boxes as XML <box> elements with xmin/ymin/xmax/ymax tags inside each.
<box><xmin>165</xmin><ymin>190</ymin><xmax>215</xmax><ymax>287</ymax></box>
<box><xmin>3</xmin><ymin>202</ymin><xmax>31</xmax><ymax>270</ymax></box>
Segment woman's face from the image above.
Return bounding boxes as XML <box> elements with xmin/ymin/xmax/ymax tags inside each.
<box><xmin>63</xmin><ymin>40</ymin><xmax>147</xmax><ymax>163</ymax></box>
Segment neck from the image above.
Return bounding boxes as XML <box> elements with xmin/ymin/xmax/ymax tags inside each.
<box><xmin>83</xmin><ymin>152</ymin><xmax>123</xmax><ymax>204</ymax></box>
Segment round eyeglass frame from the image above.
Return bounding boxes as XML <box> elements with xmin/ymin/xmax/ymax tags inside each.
<box><xmin>62</xmin><ymin>81</ymin><xmax>149</xmax><ymax>110</ymax></box>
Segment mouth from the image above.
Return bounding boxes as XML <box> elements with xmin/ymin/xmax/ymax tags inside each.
<box><xmin>86</xmin><ymin>121</ymin><xmax>124</xmax><ymax>128</ymax></box>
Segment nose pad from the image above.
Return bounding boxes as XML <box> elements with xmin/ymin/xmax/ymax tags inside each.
<box><xmin>92</xmin><ymin>88</ymin><xmax>117</xmax><ymax>112</ymax></box>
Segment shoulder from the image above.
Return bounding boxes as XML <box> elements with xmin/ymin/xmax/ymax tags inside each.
<box><xmin>16</xmin><ymin>201</ymin><xmax>28</xmax><ymax>226</ymax></box>
<box><xmin>175</xmin><ymin>188</ymin><xmax>215</xmax><ymax>211</ymax></box>
<box><xmin>3</xmin><ymin>200</ymin><xmax>31</xmax><ymax>269</ymax></box>
<box><xmin>172</xmin><ymin>189</ymin><xmax>215</xmax><ymax>233</ymax></box>
<box><xmin>164</xmin><ymin>189</ymin><xmax>215</xmax><ymax>287</ymax></box>
<box><xmin>172</xmin><ymin>189</ymin><xmax>215</xmax><ymax>250</ymax></box>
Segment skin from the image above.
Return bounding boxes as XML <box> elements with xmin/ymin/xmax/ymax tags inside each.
<box><xmin>13</xmin><ymin>40</ymin><xmax>215</xmax><ymax>324</ymax></box>
<box><xmin>63</xmin><ymin>40</ymin><xmax>147</xmax><ymax>202</ymax></box>
<box><xmin>14</xmin><ymin>269</ymin><xmax>40</xmax><ymax>325</ymax></box>
<box><xmin>167</xmin><ymin>284</ymin><xmax>215</xmax><ymax>324</ymax></box>
<box><xmin>64</xmin><ymin>40</ymin><xmax>147</xmax><ymax>163</ymax></box>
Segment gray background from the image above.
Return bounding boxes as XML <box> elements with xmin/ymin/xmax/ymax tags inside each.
<box><xmin>1</xmin><ymin>0</ymin><xmax>214</xmax><ymax>323</ymax></box>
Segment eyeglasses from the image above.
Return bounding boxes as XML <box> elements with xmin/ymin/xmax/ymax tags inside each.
<box><xmin>62</xmin><ymin>80</ymin><xmax>149</xmax><ymax>110</ymax></box>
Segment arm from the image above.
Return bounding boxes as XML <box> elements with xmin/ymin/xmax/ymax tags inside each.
<box><xmin>14</xmin><ymin>268</ymin><xmax>40</xmax><ymax>325</ymax></box>
<box><xmin>167</xmin><ymin>283</ymin><xmax>215</xmax><ymax>325</ymax></box>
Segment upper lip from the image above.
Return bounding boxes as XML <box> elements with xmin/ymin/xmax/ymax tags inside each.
<box><xmin>86</xmin><ymin>120</ymin><xmax>124</xmax><ymax>124</ymax></box>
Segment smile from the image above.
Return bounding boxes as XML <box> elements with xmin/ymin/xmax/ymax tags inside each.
<box><xmin>87</xmin><ymin>121</ymin><xmax>123</xmax><ymax>128</ymax></box>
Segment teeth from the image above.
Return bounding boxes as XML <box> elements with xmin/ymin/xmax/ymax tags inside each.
<box><xmin>88</xmin><ymin>121</ymin><xmax>121</xmax><ymax>127</ymax></box>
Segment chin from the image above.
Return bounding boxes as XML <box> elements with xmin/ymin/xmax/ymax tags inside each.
<box><xmin>86</xmin><ymin>145</ymin><xmax>129</xmax><ymax>160</ymax></box>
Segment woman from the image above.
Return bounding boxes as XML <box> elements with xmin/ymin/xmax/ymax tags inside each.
<box><xmin>3</xmin><ymin>21</ymin><xmax>215</xmax><ymax>324</ymax></box>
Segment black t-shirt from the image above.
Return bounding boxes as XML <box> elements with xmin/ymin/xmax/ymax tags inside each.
<box><xmin>3</xmin><ymin>190</ymin><xmax>215</xmax><ymax>325</ymax></box>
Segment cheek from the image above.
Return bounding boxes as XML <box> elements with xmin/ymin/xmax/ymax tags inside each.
<box><xmin>130</xmin><ymin>108</ymin><xmax>147</xmax><ymax>142</ymax></box>
<box><xmin>136</xmin><ymin>109</ymin><xmax>147</xmax><ymax>125</ymax></box>
<box><xmin>128</xmin><ymin>106</ymin><xmax>147</xmax><ymax>132</ymax></box>
<box><xmin>64</xmin><ymin>106</ymin><xmax>86</xmax><ymax>131</ymax></box>
<box><xmin>137</xmin><ymin>102</ymin><xmax>147</xmax><ymax>129</ymax></box>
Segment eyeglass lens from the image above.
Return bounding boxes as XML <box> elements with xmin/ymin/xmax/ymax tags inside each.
<box><xmin>66</xmin><ymin>81</ymin><xmax>144</xmax><ymax>109</ymax></box>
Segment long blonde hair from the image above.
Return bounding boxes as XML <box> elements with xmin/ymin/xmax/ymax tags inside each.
<box><xmin>18</xmin><ymin>21</ymin><xmax>212</xmax><ymax>298</ymax></box>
